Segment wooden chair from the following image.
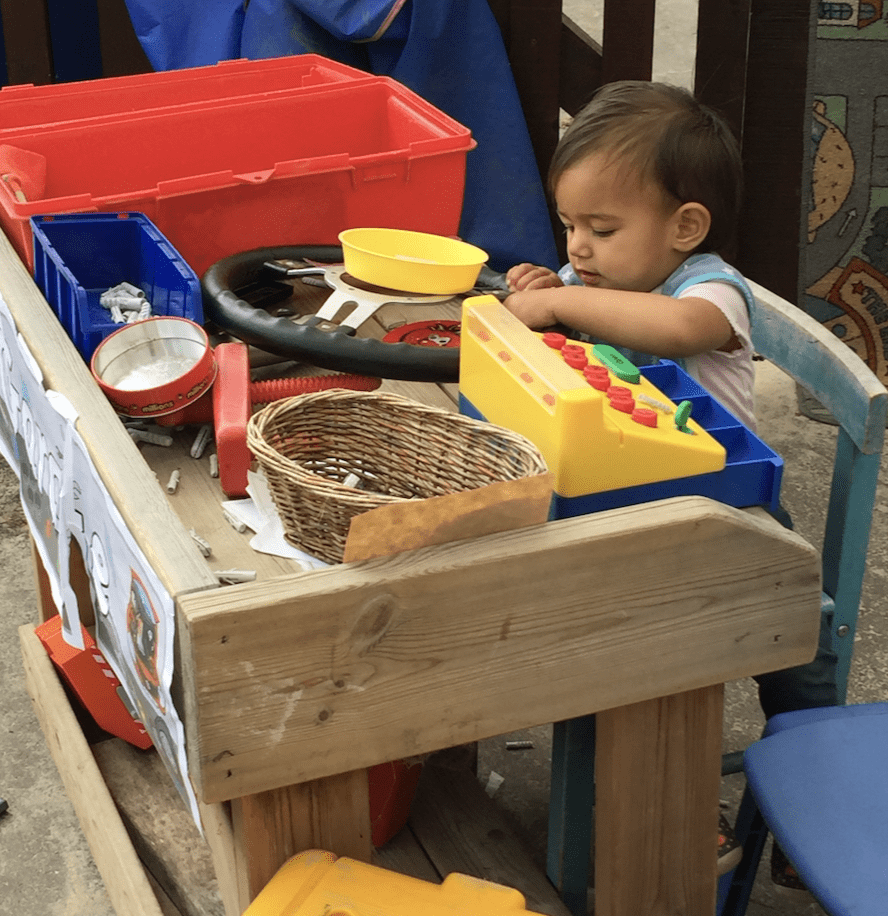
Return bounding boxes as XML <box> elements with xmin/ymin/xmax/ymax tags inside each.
<box><xmin>716</xmin><ymin>283</ymin><xmax>887</xmax><ymax>915</ymax></box>
<box><xmin>548</xmin><ymin>282</ymin><xmax>888</xmax><ymax>916</ymax></box>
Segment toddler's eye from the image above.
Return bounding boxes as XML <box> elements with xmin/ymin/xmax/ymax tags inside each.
<box><xmin>593</xmin><ymin>228</ymin><xmax>616</xmax><ymax>238</ymax></box>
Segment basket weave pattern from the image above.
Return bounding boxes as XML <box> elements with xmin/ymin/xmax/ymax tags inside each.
<box><xmin>246</xmin><ymin>389</ymin><xmax>548</xmax><ymax>564</ymax></box>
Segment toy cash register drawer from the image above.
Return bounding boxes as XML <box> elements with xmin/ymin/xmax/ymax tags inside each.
<box><xmin>243</xmin><ymin>850</ymin><xmax>547</xmax><ymax>916</ymax></box>
<box><xmin>458</xmin><ymin>296</ymin><xmax>782</xmax><ymax>517</ymax></box>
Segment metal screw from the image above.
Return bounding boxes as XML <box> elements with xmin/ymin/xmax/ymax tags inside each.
<box><xmin>837</xmin><ymin>625</ymin><xmax>850</xmax><ymax>637</ymax></box>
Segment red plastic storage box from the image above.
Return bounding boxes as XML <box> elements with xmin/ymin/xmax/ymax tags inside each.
<box><xmin>0</xmin><ymin>68</ymin><xmax>475</xmax><ymax>276</ymax></box>
<box><xmin>0</xmin><ymin>55</ymin><xmax>372</xmax><ymax>140</ymax></box>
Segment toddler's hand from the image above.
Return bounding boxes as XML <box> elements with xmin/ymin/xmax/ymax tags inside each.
<box><xmin>503</xmin><ymin>289</ymin><xmax>559</xmax><ymax>330</ymax></box>
<box><xmin>506</xmin><ymin>263</ymin><xmax>564</xmax><ymax>292</ymax></box>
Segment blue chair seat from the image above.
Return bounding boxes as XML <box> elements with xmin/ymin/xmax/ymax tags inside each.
<box><xmin>743</xmin><ymin>703</ymin><xmax>888</xmax><ymax>916</ymax></box>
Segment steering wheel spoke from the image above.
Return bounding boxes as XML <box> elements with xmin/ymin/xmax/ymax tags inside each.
<box><xmin>202</xmin><ymin>246</ymin><xmax>460</xmax><ymax>381</ymax></box>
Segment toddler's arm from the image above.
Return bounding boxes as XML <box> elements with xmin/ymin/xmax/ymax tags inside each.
<box><xmin>506</xmin><ymin>263</ymin><xmax>564</xmax><ymax>292</ymax></box>
<box><xmin>504</xmin><ymin>285</ymin><xmax>734</xmax><ymax>359</ymax></box>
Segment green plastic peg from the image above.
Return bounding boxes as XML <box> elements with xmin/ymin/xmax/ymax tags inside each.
<box><xmin>674</xmin><ymin>399</ymin><xmax>694</xmax><ymax>434</ymax></box>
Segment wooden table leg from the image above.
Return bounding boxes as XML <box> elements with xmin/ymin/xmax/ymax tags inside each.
<box><xmin>230</xmin><ymin>768</ymin><xmax>372</xmax><ymax>906</ymax></box>
<box><xmin>595</xmin><ymin>685</ymin><xmax>723</xmax><ymax>916</ymax></box>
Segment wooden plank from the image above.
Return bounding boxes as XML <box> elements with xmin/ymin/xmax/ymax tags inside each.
<box><xmin>224</xmin><ymin>467</ymin><xmax>538</xmax><ymax>906</ymax></box>
<box><xmin>30</xmin><ymin>536</ymin><xmax>58</xmax><ymax>623</ymax></box>
<box><xmin>601</xmin><ymin>0</ymin><xmax>655</xmax><ymax>83</ymax></box>
<box><xmin>735</xmin><ymin>0</ymin><xmax>813</xmax><ymax>302</ymax></box>
<box><xmin>198</xmin><ymin>801</ymin><xmax>244</xmax><ymax>916</ymax></box>
<box><xmin>18</xmin><ymin>624</ymin><xmax>167</xmax><ymax>916</ymax></box>
<box><xmin>372</xmin><ymin>826</ymin><xmax>441</xmax><ymax>883</ymax></box>
<box><xmin>0</xmin><ymin>230</ymin><xmax>218</xmax><ymax>599</ymax></box>
<box><xmin>92</xmin><ymin>740</ymin><xmax>224</xmax><ymax>916</ymax></box>
<box><xmin>408</xmin><ymin>764</ymin><xmax>570</xmax><ymax>916</ymax></box>
<box><xmin>96</xmin><ymin>0</ymin><xmax>152</xmax><ymax>78</ymax></box>
<box><xmin>595</xmin><ymin>686</ymin><xmax>723</xmax><ymax>916</ymax></box>
<box><xmin>177</xmin><ymin>496</ymin><xmax>821</xmax><ymax>803</ymax></box>
<box><xmin>0</xmin><ymin>0</ymin><xmax>53</xmax><ymax>85</ymax></box>
<box><xmin>489</xmin><ymin>0</ymin><xmax>562</xmax><ymax>182</ymax></box>
<box><xmin>694</xmin><ymin>0</ymin><xmax>751</xmax><ymax>141</ymax></box>
<box><xmin>230</xmin><ymin>770</ymin><xmax>372</xmax><ymax>903</ymax></box>
<box><xmin>560</xmin><ymin>15</ymin><xmax>602</xmax><ymax>117</ymax></box>
<box><xmin>748</xmin><ymin>280</ymin><xmax>888</xmax><ymax>454</ymax></box>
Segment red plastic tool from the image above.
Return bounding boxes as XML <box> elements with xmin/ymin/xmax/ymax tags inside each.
<box><xmin>156</xmin><ymin>342</ymin><xmax>380</xmax><ymax>497</ymax></box>
<box><xmin>36</xmin><ymin>615</ymin><xmax>152</xmax><ymax>749</ymax></box>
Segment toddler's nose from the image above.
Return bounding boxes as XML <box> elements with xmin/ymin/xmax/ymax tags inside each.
<box><xmin>567</xmin><ymin>226</ymin><xmax>593</xmax><ymax>258</ymax></box>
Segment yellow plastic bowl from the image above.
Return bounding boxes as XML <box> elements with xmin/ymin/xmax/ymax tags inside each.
<box><xmin>339</xmin><ymin>228</ymin><xmax>488</xmax><ymax>294</ymax></box>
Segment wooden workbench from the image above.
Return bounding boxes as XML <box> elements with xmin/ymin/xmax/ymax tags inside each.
<box><xmin>2</xmin><ymin>229</ymin><xmax>822</xmax><ymax>916</ymax></box>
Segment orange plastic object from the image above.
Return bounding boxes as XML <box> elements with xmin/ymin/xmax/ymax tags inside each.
<box><xmin>243</xmin><ymin>849</ymin><xmax>547</xmax><ymax>916</ymax></box>
<box><xmin>35</xmin><ymin>615</ymin><xmax>152</xmax><ymax>749</ymax></box>
<box><xmin>368</xmin><ymin>759</ymin><xmax>424</xmax><ymax>848</ymax></box>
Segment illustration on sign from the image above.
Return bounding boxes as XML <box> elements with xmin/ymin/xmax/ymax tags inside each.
<box><xmin>0</xmin><ymin>295</ymin><xmax>200</xmax><ymax>825</ymax></box>
<box><xmin>804</xmin><ymin>5</ymin><xmax>888</xmax><ymax>388</ymax></box>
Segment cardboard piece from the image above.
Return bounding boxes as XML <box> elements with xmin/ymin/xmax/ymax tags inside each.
<box><xmin>343</xmin><ymin>473</ymin><xmax>554</xmax><ymax>563</ymax></box>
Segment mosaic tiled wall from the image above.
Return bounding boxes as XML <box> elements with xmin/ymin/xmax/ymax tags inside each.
<box><xmin>804</xmin><ymin>2</ymin><xmax>888</xmax><ymax>384</ymax></box>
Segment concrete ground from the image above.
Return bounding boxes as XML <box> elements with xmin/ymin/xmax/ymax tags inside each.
<box><xmin>3</xmin><ymin>3</ymin><xmax>886</xmax><ymax>915</ymax></box>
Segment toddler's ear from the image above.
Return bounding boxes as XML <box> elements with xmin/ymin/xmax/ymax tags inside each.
<box><xmin>673</xmin><ymin>203</ymin><xmax>711</xmax><ymax>252</ymax></box>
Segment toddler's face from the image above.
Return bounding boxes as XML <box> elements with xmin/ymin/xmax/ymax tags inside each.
<box><xmin>554</xmin><ymin>152</ymin><xmax>687</xmax><ymax>293</ymax></box>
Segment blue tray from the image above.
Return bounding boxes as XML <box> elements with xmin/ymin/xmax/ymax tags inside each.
<box><xmin>30</xmin><ymin>212</ymin><xmax>203</xmax><ymax>362</ymax></box>
<box><xmin>460</xmin><ymin>358</ymin><xmax>783</xmax><ymax>517</ymax></box>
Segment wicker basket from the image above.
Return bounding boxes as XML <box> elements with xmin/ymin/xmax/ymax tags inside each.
<box><xmin>246</xmin><ymin>389</ymin><xmax>548</xmax><ymax>564</ymax></box>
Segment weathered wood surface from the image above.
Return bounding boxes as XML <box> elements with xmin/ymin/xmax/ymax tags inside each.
<box><xmin>408</xmin><ymin>764</ymin><xmax>571</xmax><ymax>916</ymax></box>
<box><xmin>178</xmin><ymin>496</ymin><xmax>820</xmax><ymax>804</ymax></box>
<box><xmin>18</xmin><ymin>624</ymin><xmax>168</xmax><ymax>916</ymax></box>
<box><xmin>595</xmin><ymin>686</ymin><xmax>724</xmax><ymax>916</ymax></box>
<box><xmin>749</xmin><ymin>281</ymin><xmax>888</xmax><ymax>454</ymax></box>
<box><xmin>91</xmin><ymin>739</ymin><xmax>224</xmax><ymax>916</ymax></box>
<box><xmin>73</xmin><ymin>726</ymin><xmax>571</xmax><ymax>916</ymax></box>
<box><xmin>230</xmin><ymin>770</ymin><xmax>372</xmax><ymax>906</ymax></box>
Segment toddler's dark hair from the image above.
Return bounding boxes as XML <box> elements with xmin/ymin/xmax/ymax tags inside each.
<box><xmin>549</xmin><ymin>81</ymin><xmax>743</xmax><ymax>253</ymax></box>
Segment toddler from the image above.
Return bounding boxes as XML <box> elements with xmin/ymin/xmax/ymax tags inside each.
<box><xmin>505</xmin><ymin>80</ymin><xmax>756</xmax><ymax>431</ymax></box>
<box><xmin>504</xmin><ymin>81</ymin><xmax>837</xmax><ymax>887</ymax></box>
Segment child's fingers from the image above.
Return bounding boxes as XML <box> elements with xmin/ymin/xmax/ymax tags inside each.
<box><xmin>523</xmin><ymin>273</ymin><xmax>564</xmax><ymax>291</ymax></box>
<box><xmin>507</xmin><ymin>264</ymin><xmax>560</xmax><ymax>291</ymax></box>
<box><xmin>505</xmin><ymin>263</ymin><xmax>538</xmax><ymax>290</ymax></box>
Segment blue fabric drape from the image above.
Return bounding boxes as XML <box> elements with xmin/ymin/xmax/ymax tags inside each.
<box><xmin>123</xmin><ymin>0</ymin><xmax>558</xmax><ymax>271</ymax></box>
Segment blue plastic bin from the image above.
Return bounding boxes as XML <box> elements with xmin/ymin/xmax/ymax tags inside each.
<box><xmin>30</xmin><ymin>212</ymin><xmax>203</xmax><ymax>362</ymax></box>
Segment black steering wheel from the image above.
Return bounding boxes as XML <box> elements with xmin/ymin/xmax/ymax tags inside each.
<box><xmin>201</xmin><ymin>245</ymin><xmax>460</xmax><ymax>382</ymax></box>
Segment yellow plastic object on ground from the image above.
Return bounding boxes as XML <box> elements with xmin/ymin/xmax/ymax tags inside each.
<box><xmin>459</xmin><ymin>296</ymin><xmax>727</xmax><ymax>498</ymax></box>
<box><xmin>338</xmin><ymin>227</ymin><xmax>487</xmax><ymax>294</ymax></box>
<box><xmin>242</xmin><ymin>850</ymin><xmax>546</xmax><ymax>916</ymax></box>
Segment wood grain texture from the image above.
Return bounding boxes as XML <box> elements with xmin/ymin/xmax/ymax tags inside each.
<box><xmin>749</xmin><ymin>281</ymin><xmax>888</xmax><ymax>453</ymax></box>
<box><xmin>177</xmin><ymin>496</ymin><xmax>820</xmax><ymax>803</ymax></box>
<box><xmin>93</xmin><ymin>740</ymin><xmax>224</xmax><ymax>916</ymax></box>
<box><xmin>19</xmin><ymin>624</ymin><xmax>167</xmax><ymax>916</ymax></box>
<box><xmin>595</xmin><ymin>687</ymin><xmax>723</xmax><ymax>916</ymax></box>
<box><xmin>230</xmin><ymin>769</ymin><xmax>371</xmax><ymax>902</ymax></box>
<box><xmin>409</xmin><ymin>765</ymin><xmax>571</xmax><ymax>916</ymax></box>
